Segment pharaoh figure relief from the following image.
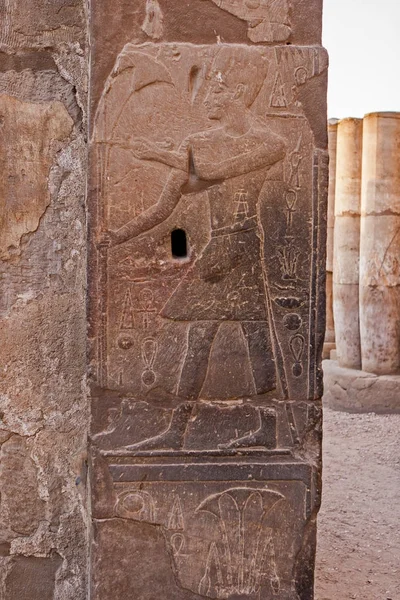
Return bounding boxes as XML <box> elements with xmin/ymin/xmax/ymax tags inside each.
<box><xmin>92</xmin><ymin>41</ymin><xmax>327</xmax><ymax>452</ymax></box>
<box><xmin>90</xmin><ymin>4</ymin><xmax>327</xmax><ymax>600</ymax></box>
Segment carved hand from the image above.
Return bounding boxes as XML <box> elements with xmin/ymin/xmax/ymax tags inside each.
<box><xmin>97</xmin><ymin>230</ymin><xmax>119</xmax><ymax>248</ymax></box>
<box><xmin>130</xmin><ymin>137</ymin><xmax>159</xmax><ymax>161</ymax></box>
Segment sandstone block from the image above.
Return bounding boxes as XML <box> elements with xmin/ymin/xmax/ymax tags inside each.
<box><xmin>88</xmin><ymin>2</ymin><xmax>327</xmax><ymax>598</ymax></box>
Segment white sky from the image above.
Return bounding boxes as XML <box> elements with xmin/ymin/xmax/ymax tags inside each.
<box><xmin>322</xmin><ymin>0</ymin><xmax>400</xmax><ymax>119</ymax></box>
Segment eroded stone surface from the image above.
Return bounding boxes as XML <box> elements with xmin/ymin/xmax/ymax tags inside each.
<box><xmin>0</xmin><ymin>1</ymin><xmax>88</xmax><ymax>598</ymax></box>
<box><xmin>4</xmin><ymin>555</ymin><xmax>62</xmax><ymax>600</ymax></box>
<box><xmin>89</xmin><ymin>2</ymin><xmax>327</xmax><ymax>598</ymax></box>
<box><xmin>0</xmin><ymin>95</ymin><xmax>73</xmax><ymax>260</ymax></box>
<box><xmin>0</xmin><ymin>435</ymin><xmax>45</xmax><ymax>537</ymax></box>
<box><xmin>0</xmin><ymin>0</ymin><xmax>85</xmax><ymax>50</ymax></box>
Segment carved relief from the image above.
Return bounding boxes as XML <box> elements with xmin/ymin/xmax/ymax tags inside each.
<box><xmin>92</xmin><ymin>43</ymin><xmax>327</xmax><ymax>404</ymax></box>
<box><xmin>270</xmin><ymin>72</ymin><xmax>288</xmax><ymax>107</ymax></box>
<box><xmin>290</xmin><ymin>334</ymin><xmax>305</xmax><ymax>378</ymax></box>
<box><xmin>288</xmin><ymin>137</ymin><xmax>303</xmax><ymax>188</ymax></box>
<box><xmin>196</xmin><ymin>488</ymin><xmax>284</xmax><ymax>598</ymax></box>
<box><xmin>141</xmin><ymin>337</ymin><xmax>158</xmax><ymax>386</ymax></box>
<box><xmin>277</xmin><ymin>244</ymin><xmax>300</xmax><ymax>281</ymax></box>
<box><xmin>89</xmin><ymin>14</ymin><xmax>327</xmax><ymax>599</ymax></box>
<box><xmin>284</xmin><ymin>190</ymin><xmax>298</xmax><ymax>230</ymax></box>
<box><xmin>206</xmin><ymin>0</ymin><xmax>291</xmax><ymax>43</ymax></box>
<box><xmin>119</xmin><ymin>289</ymin><xmax>135</xmax><ymax>330</ymax></box>
<box><xmin>167</xmin><ymin>495</ymin><xmax>185</xmax><ymax>530</ymax></box>
<box><xmin>92</xmin><ymin>463</ymin><xmax>314</xmax><ymax>600</ymax></box>
<box><xmin>116</xmin><ymin>490</ymin><xmax>156</xmax><ymax>522</ymax></box>
<box><xmin>92</xmin><ymin>396</ymin><xmax>322</xmax><ymax>455</ymax></box>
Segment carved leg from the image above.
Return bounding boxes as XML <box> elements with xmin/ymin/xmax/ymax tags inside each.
<box><xmin>177</xmin><ymin>321</ymin><xmax>220</xmax><ymax>399</ymax></box>
<box><xmin>219</xmin><ymin>407</ymin><xmax>277</xmax><ymax>450</ymax></box>
<box><xmin>127</xmin><ymin>323</ymin><xmax>218</xmax><ymax>451</ymax></box>
<box><xmin>241</xmin><ymin>321</ymin><xmax>276</xmax><ymax>394</ymax></box>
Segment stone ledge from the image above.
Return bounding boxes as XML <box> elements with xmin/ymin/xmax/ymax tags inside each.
<box><xmin>323</xmin><ymin>359</ymin><xmax>400</xmax><ymax>414</ymax></box>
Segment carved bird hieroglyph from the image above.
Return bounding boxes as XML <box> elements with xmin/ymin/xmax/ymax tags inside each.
<box><xmin>207</xmin><ymin>0</ymin><xmax>291</xmax><ymax>42</ymax></box>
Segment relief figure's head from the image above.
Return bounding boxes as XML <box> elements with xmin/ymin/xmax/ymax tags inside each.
<box><xmin>203</xmin><ymin>48</ymin><xmax>269</xmax><ymax>121</ymax></box>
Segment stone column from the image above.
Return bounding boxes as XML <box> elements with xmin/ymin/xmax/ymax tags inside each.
<box><xmin>88</xmin><ymin>2</ymin><xmax>328</xmax><ymax>599</ymax></box>
<box><xmin>324</xmin><ymin>118</ymin><xmax>339</xmax><ymax>358</ymax></box>
<box><xmin>333</xmin><ymin>118</ymin><xmax>363</xmax><ymax>369</ymax></box>
<box><xmin>360</xmin><ymin>112</ymin><xmax>400</xmax><ymax>374</ymax></box>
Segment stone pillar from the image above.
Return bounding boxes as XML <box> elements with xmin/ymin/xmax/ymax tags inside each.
<box><xmin>0</xmin><ymin>1</ymin><xmax>88</xmax><ymax>599</ymax></box>
<box><xmin>333</xmin><ymin>118</ymin><xmax>363</xmax><ymax>369</ymax></box>
<box><xmin>324</xmin><ymin>118</ymin><xmax>339</xmax><ymax>358</ymax></box>
<box><xmin>88</xmin><ymin>2</ymin><xmax>328</xmax><ymax>599</ymax></box>
<box><xmin>360</xmin><ymin>112</ymin><xmax>400</xmax><ymax>374</ymax></box>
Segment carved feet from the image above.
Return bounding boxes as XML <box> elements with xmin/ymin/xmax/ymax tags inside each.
<box><xmin>125</xmin><ymin>402</ymin><xmax>194</xmax><ymax>451</ymax></box>
<box><xmin>219</xmin><ymin>407</ymin><xmax>277</xmax><ymax>450</ymax></box>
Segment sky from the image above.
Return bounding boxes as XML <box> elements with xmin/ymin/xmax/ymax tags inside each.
<box><xmin>322</xmin><ymin>0</ymin><xmax>400</xmax><ymax>119</ymax></box>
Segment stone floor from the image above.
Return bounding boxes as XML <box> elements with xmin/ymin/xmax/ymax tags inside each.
<box><xmin>315</xmin><ymin>407</ymin><xmax>400</xmax><ymax>600</ymax></box>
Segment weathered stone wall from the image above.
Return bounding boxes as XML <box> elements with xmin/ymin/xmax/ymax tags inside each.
<box><xmin>0</xmin><ymin>1</ymin><xmax>328</xmax><ymax>598</ymax></box>
<box><xmin>0</xmin><ymin>2</ymin><xmax>88</xmax><ymax>598</ymax></box>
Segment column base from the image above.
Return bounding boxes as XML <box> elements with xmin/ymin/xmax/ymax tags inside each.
<box><xmin>323</xmin><ymin>359</ymin><xmax>400</xmax><ymax>413</ymax></box>
<box><xmin>322</xmin><ymin>342</ymin><xmax>336</xmax><ymax>360</ymax></box>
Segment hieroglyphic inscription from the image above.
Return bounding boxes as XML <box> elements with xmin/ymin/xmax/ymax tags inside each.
<box><xmin>92</xmin><ymin>43</ymin><xmax>327</xmax><ymax>404</ymax></box>
<box><xmin>197</xmin><ymin>488</ymin><xmax>284</xmax><ymax>597</ymax></box>
<box><xmin>89</xmin><ymin>3</ymin><xmax>327</xmax><ymax>598</ymax></box>
<box><xmin>270</xmin><ymin>73</ymin><xmax>288</xmax><ymax>107</ymax></box>
<box><xmin>91</xmin><ymin>456</ymin><xmax>315</xmax><ymax>600</ymax></box>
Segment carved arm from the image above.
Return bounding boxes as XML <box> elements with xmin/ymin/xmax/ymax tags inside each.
<box><xmin>195</xmin><ymin>134</ymin><xmax>286</xmax><ymax>180</ymax></box>
<box><xmin>108</xmin><ymin>169</ymin><xmax>188</xmax><ymax>246</ymax></box>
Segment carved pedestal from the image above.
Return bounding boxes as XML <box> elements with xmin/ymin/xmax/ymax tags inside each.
<box><xmin>88</xmin><ymin>2</ymin><xmax>327</xmax><ymax>598</ymax></box>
